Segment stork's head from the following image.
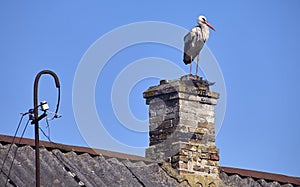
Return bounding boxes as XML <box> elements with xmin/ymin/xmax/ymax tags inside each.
<box><xmin>197</xmin><ymin>15</ymin><xmax>216</xmax><ymax>31</ymax></box>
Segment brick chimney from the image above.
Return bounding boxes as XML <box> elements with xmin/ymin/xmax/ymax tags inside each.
<box><xmin>143</xmin><ymin>75</ymin><xmax>221</xmax><ymax>185</ymax></box>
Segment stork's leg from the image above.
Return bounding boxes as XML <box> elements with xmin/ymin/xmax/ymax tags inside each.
<box><xmin>189</xmin><ymin>56</ymin><xmax>193</xmax><ymax>75</ymax></box>
<box><xmin>196</xmin><ymin>54</ymin><xmax>200</xmax><ymax>76</ymax></box>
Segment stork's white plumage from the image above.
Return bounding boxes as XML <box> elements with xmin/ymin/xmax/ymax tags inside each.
<box><xmin>183</xmin><ymin>15</ymin><xmax>215</xmax><ymax>75</ymax></box>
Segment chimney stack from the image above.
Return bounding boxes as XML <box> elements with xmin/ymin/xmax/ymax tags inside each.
<box><xmin>143</xmin><ymin>75</ymin><xmax>221</xmax><ymax>184</ymax></box>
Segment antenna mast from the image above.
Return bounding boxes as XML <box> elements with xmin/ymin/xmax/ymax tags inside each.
<box><xmin>32</xmin><ymin>70</ymin><xmax>60</xmax><ymax>187</ymax></box>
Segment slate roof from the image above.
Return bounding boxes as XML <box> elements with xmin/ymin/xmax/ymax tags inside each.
<box><xmin>0</xmin><ymin>134</ymin><xmax>299</xmax><ymax>187</ymax></box>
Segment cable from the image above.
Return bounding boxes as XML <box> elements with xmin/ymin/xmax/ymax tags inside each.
<box><xmin>46</xmin><ymin>110</ymin><xmax>62</xmax><ymax>121</ymax></box>
<box><xmin>39</xmin><ymin>126</ymin><xmax>52</xmax><ymax>142</ymax></box>
<box><xmin>0</xmin><ymin>112</ymin><xmax>30</xmax><ymax>187</ymax></box>
<box><xmin>49</xmin><ymin>87</ymin><xmax>61</xmax><ymax>121</ymax></box>
<box><xmin>45</xmin><ymin>118</ymin><xmax>51</xmax><ymax>141</ymax></box>
<box><xmin>0</xmin><ymin>114</ymin><xmax>25</xmax><ymax>176</ymax></box>
<box><xmin>55</xmin><ymin>87</ymin><xmax>60</xmax><ymax>116</ymax></box>
<box><xmin>5</xmin><ymin>118</ymin><xmax>30</xmax><ymax>186</ymax></box>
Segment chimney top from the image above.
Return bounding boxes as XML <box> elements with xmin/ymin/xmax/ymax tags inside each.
<box><xmin>144</xmin><ymin>74</ymin><xmax>219</xmax><ymax>104</ymax></box>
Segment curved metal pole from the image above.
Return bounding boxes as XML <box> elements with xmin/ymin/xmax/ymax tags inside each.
<box><xmin>33</xmin><ymin>70</ymin><xmax>60</xmax><ymax>187</ymax></box>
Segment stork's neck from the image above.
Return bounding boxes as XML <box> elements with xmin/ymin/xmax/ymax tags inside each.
<box><xmin>199</xmin><ymin>23</ymin><xmax>210</xmax><ymax>41</ymax></box>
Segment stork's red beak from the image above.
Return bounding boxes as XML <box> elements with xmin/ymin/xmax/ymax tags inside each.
<box><xmin>205</xmin><ymin>21</ymin><xmax>216</xmax><ymax>31</ymax></box>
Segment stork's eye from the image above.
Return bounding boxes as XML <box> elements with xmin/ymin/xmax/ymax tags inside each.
<box><xmin>202</xmin><ymin>18</ymin><xmax>206</xmax><ymax>21</ymax></box>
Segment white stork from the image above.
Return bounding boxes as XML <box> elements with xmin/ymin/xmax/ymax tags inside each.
<box><xmin>183</xmin><ymin>15</ymin><xmax>216</xmax><ymax>75</ymax></box>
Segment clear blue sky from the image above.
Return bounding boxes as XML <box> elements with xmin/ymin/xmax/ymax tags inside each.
<box><xmin>1</xmin><ymin>1</ymin><xmax>299</xmax><ymax>177</ymax></box>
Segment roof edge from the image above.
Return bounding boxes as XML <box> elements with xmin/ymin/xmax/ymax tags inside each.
<box><xmin>0</xmin><ymin>134</ymin><xmax>153</xmax><ymax>163</ymax></box>
<box><xmin>220</xmin><ymin>166</ymin><xmax>300</xmax><ymax>186</ymax></box>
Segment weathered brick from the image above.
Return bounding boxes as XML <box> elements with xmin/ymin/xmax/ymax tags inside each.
<box><xmin>171</xmin><ymin>155</ymin><xmax>189</xmax><ymax>163</ymax></box>
<box><xmin>198</xmin><ymin>121</ymin><xmax>209</xmax><ymax>128</ymax></box>
<box><xmin>200</xmin><ymin>153</ymin><xmax>210</xmax><ymax>159</ymax></box>
<box><xmin>210</xmin><ymin>153</ymin><xmax>220</xmax><ymax>161</ymax></box>
<box><xmin>144</xmin><ymin>75</ymin><xmax>220</xmax><ymax>177</ymax></box>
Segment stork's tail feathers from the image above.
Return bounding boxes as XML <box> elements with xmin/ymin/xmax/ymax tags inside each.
<box><xmin>183</xmin><ymin>53</ymin><xmax>193</xmax><ymax>65</ymax></box>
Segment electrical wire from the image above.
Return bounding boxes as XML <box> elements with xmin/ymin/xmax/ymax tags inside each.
<box><xmin>45</xmin><ymin>118</ymin><xmax>51</xmax><ymax>141</ymax></box>
<box><xmin>55</xmin><ymin>87</ymin><xmax>60</xmax><ymax>116</ymax></box>
<box><xmin>0</xmin><ymin>114</ymin><xmax>25</xmax><ymax>183</ymax></box>
<box><xmin>5</xmin><ymin>118</ymin><xmax>30</xmax><ymax>186</ymax></box>
<box><xmin>39</xmin><ymin>126</ymin><xmax>52</xmax><ymax>143</ymax></box>
<box><xmin>49</xmin><ymin>87</ymin><xmax>61</xmax><ymax>121</ymax></box>
<box><xmin>0</xmin><ymin>113</ymin><xmax>31</xmax><ymax>187</ymax></box>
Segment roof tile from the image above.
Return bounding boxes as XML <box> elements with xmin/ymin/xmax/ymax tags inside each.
<box><xmin>1</xmin><ymin>134</ymin><xmax>299</xmax><ymax>186</ymax></box>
